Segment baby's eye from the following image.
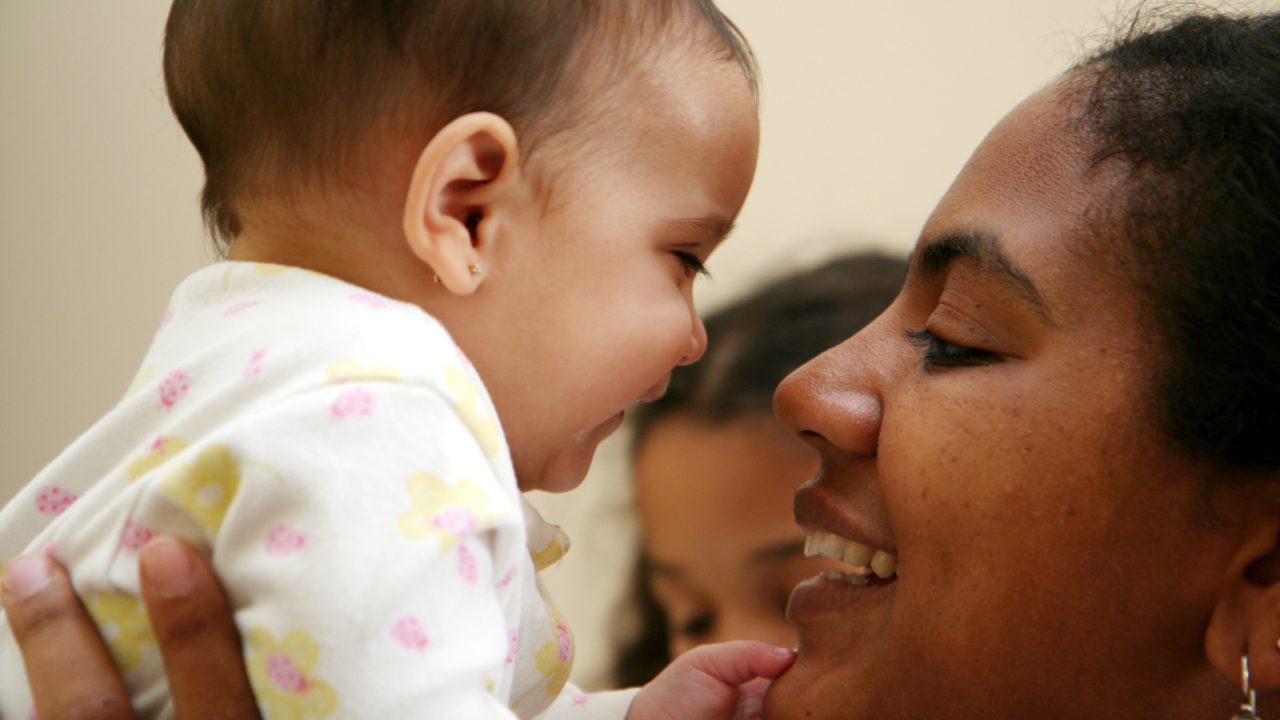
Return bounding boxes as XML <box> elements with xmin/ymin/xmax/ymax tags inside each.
<box><xmin>673</xmin><ymin>251</ymin><xmax>711</xmax><ymax>279</ymax></box>
<box><xmin>905</xmin><ymin>328</ymin><xmax>1000</xmax><ymax>371</ymax></box>
<box><xmin>675</xmin><ymin>612</ymin><xmax>714</xmax><ymax>638</ymax></box>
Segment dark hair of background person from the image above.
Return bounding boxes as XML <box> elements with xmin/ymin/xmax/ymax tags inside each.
<box><xmin>613</xmin><ymin>252</ymin><xmax>907</xmax><ymax>687</ymax></box>
<box><xmin>162</xmin><ymin>0</ymin><xmax>757</xmax><ymax>247</ymax></box>
<box><xmin>1071</xmin><ymin>7</ymin><xmax>1280</xmax><ymax>473</ymax></box>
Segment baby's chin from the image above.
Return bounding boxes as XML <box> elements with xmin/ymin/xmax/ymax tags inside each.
<box><xmin>518</xmin><ymin>411</ymin><xmax>625</xmax><ymax>493</ymax></box>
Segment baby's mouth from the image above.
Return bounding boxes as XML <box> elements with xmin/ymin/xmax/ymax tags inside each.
<box><xmin>804</xmin><ymin>531</ymin><xmax>898</xmax><ymax>586</ymax></box>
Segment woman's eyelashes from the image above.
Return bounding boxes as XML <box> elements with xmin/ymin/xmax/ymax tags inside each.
<box><xmin>673</xmin><ymin>250</ymin><xmax>711</xmax><ymax>279</ymax></box>
<box><xmin>905</xmin><ymin>328</ymin><xmax>1000</xmax><ymax>370</ymax></box>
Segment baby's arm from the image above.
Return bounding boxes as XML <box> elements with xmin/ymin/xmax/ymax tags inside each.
<box><xmin>147</xmin><ymin>379</ymin><xmax>521</xmax><ymax>718</ymax></box>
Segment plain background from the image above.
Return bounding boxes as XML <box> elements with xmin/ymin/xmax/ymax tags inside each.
<box><xmin>4</xmin><ymin>0</ymin><xmax>1274</xmax><ymax>687</ymax></box>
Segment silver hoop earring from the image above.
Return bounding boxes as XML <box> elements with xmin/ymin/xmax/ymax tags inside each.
<box><xmin>1232</xmin><ymin>655</ymin><xmax>1261</xmax><ymax>720</ymax></box>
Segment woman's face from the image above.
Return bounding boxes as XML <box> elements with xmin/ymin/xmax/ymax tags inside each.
<box><xmin>763</xmin><ymin>82</ymin><xmax>1244</xmax><ymax>719</ymax></box>
<box><xmin>634</xmin><ymin>413</ymin><xmax>836</xmax><ymax>656</ymax></box>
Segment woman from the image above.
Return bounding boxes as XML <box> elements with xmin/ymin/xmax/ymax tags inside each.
<box><xmin>617</xmin><ymin>253</ymin><xmax>904</xmax><ymax>686</ymax></box>
<box><xmin>7</xmin><ymin>8</ymin><xmax>1280</xmax><ymax>719</ymax></box>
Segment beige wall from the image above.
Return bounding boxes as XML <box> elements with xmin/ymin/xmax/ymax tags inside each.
<box><xmin>3</xmin><ymin>0</ymin><xmax>1273</xmax><ymax>688</ymax></box>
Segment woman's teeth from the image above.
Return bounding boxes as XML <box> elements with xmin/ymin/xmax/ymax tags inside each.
<box><xmin>804</xmin><ymin>531</ymin><xmax>898</xmax><ymax>582</ymax></box>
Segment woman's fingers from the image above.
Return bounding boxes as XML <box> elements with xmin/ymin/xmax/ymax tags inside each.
<box><xmin>2</xmin><ymin>553</ymin><xmax>136</xmax><ymax>720</ymax></box>
<box><xmin>138</xmin><ymin>536</ymin><xmax>260</xmax><ymax>719</ymax></box>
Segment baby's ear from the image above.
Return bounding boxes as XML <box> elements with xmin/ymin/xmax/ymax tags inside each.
<box><xmin>402</xmin><ymin>112</ymin><xmax>520</xmax><ymax>295</ymax></box>
<box><xmin>1205</xmin><ymin>495</ymin><xmax>1280</xmax><ymax>693</ymax></box>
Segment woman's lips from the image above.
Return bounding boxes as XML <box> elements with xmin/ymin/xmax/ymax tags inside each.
<box><xmin>788</xmin><ymin>480</ymin><xmax>898</xmax><ymax>623</ymax></box>
<box><xmin>787</xmin><ymin>572</ymin><xmax>894</xmax><ymax>624</ymax></box>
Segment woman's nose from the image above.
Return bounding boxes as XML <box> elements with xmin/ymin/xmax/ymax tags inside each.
<box><xmin>773</xmin><ymin>334</ymin><xmax>883</xmax><ymax>458</ymax></box>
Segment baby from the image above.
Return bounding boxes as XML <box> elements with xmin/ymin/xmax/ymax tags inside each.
<box><xmin>0</xmin><ymin>1</ymin><xmax>785</xmax><ymax>718</ymax></box>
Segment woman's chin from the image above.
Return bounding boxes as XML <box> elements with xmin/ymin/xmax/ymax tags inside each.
<box><xmin>763</xmin><ymin>652</ymin><xmax>880</xmax><ymax>720</ymax></box>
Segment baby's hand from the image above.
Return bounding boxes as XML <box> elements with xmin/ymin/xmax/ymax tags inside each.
<box><xmin>627</xmin><ymin>641</ymin><xmax>796</xmax><ymax>720</ymax></box>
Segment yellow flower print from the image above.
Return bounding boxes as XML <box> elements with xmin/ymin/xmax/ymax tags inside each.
<box><xmin>160</xmin><ymin>444</ymin><xmax>240</xmax><ymax>535</ymax></box>
<box><xmin>530</xmin><ymin>538</ymin><xmax>566</xmax><ymax>571</ymax></box>
<box><xmin>85</xmin><ymin>592</ymin><xmax>156</xmax><ymax>673</ymax></box>
<box><xmin>397</xmin><ymin>472</ymin><xmax>491</xmax><ymax>551</ymax></box>
<box><xmin>444</xmin><ymin>367</ymin><xmax>501</xmax><ymax>457</ymax></box>
<box><xmin>246</xmin><ymin>626</ymin><xmax>337</xmax><ymax>720</ymax></box>
<box><xmin>126</xmin><ymin>435</ymin><xmax>189</xmax><ymax>482</ymax></box>
<box><xmin>534</xmin><ymin>612</ymin><xmax>574</xmax><ymax>697</ymax></box>
<box><xmin>254</xmin><ymin>262</ymin><xmax>290</xmax><ymax>276</ymax></box>
<box><xmin>323</xmin><ymin>359</ymin><xmax>400</xmax><ymax>384</ymax></box>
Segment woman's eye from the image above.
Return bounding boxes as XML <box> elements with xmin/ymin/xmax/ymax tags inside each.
<box><xmin>673</xmin><ymin>251</ymin><xmax>711</xmax><ymax>279</ymax></box>
<box><xmin>905</xmin><ymin>328</ymin><xmax>1000</xmax><ymax>370</ymax></box>
<box><xmin>675</xmin><ymin>613</ymin><xmax>714</xmax><ymax>638</ymax></box>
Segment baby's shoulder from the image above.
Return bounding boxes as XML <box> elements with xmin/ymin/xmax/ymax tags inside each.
<box><xmin>170</xmin><ymin>262</ymin><xmax>469</xmax><ymax>388</ymax></box>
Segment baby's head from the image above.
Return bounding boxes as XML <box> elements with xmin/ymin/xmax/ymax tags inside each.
<box><xmin>164</xmin><ymin>1</ymin><xmax>760</xmax><ymax>492</ymax></box>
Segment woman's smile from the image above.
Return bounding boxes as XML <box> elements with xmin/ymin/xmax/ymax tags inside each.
<box><xmin>786</xmin><ymin>480</ymin><xmax>899</xmax><ymax>624</ymax></box>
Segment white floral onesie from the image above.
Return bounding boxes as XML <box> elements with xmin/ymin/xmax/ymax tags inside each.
<box><xmin>0</xmin><ymin>262</ymin><xmax>638</xmax><ymax>719</ymax></box>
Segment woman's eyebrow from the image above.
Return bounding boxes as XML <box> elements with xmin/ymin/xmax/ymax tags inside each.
<box><xmin>642</xmin><ymin>555</ymin><xmax>684</xmax><ymax>580</ymax></box>
<box><xmin>913</xmin><ymin>230</ymin><xmax>1052</xmax><ymax>323</ymax></box>
<box><xmin>749</xmin><ymin>539</ymin><xmax>807</xmax><ymax>566</ymax></box>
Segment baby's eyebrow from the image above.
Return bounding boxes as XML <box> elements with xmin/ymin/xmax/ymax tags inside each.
<box><xmin>666</xmin><ymin>215</ymin><xmax>736</xmax><ymax>245</ymax></box>
<box><xmin>914</xmin><ymin>229</ymin><xmax>1053</xmax><ymax>323</ymax></box>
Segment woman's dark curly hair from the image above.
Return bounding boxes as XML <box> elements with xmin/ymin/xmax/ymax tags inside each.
<box><xmin>612</xmin><ymin>252</ymin><xmax>905</xmax><ymax>686</ymax></box>
<box><xmin>1073</xmin><ymin>7</ymin><xmax>1280</xmax><ymax>472</ymax></box>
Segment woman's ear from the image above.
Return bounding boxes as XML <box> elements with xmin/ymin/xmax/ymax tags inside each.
<box><xmin>402</xmin><ymin>112</ymin><xmax>520</xmax><ymax>296</ymax></box>
<box><xmin>1205</xmin><ymin>508</ymin><xmax>1280</xmax><ymax>692</ymax></box>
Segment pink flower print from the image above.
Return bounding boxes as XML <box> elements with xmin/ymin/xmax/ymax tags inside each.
<box><xmin>554</xmin><ymin>623</ymin><xmax>572</xmax><ymax>663</ymax></box>
<box><xmin>498</xmin><ymin>566</ymin><xmax>517</xmax><ymax>588</ymax></box>
<box><xmin>571</xmin><ymin>692</ymin><xmax>589</xmax><ymax>706</ymax></box>
<box><xmin>265</xmin><ymin>652</ymin><xmax>308</xmax><ymax>693</ymax></box>
<box><xmin>27</xmin><ymin>709</ymin><xmax>38</xmax><ymax>720</ymax></box>
<box><xmin>35</xmin><ymin>486</ymin><xmax>76</xmax><ymax>515</ymax></box>
<box><xmin>391</xmin><ymin>615</ymin><xmax>429</xmax><ymax>652</ymax></box>
<box><xmin>243</xmin><ymin>350</ymin><xmax>267</xmax><ymax>379</ymax></box>
<box><xmin>330</xmin><ymin>388</ymin><xmax>373</xmax><ymax>419</ymax></box>
<box><xmin>506</xmin><ymin>630</ymin><xmax>519</xmax><ymax>665</ymax></box>
<box><xmin>348</xmin><ymin>293</ymin><xmax>386</xmax><ymax>310</ymax></box>
<box><xmin>159</xmin><ymin>307</ymin><xmax>175</xmax><ymax>330</ymax></box>
<box><xmin>265</xmin><ymin>524</ymin><xmax>307</xmax><ymax>555</ymax></box>
<box><xmin>120</xmin><ymin>521</ymin><xmax>155</xmax><ymax>551</ymax></box>
<box><xmin>223</xmin><ymin>300</ymin><xmax>260</xmax><ymax>317</ymax></box>
<box><xmin>158</xmin><ymin>370</ymin><xmax>189</xmax><ymax>409</ymax></box>
<box><xmin>433</xmin><ymin>506</ymin><xmax>477</xmax><ymax>535</ymax></box>
<box><xmin>457</xmin><ymin>545</ymin><xmax>477</xmax><ymax>584</ymax></box>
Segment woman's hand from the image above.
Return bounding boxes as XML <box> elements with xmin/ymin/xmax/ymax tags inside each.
<box><xmin>1</xmin><ymin>537</ymin><xmax>259</xmax><ymax>719</ymax></box>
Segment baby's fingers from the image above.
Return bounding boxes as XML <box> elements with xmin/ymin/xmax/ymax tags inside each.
<box><xmin>2</xmin><ymin>553</ymin><xmax>136</xmax><ymax>720</ymax></box>
<box><xmin>629</xmin><ymin>642</ymin><xmax>795</xmax><ymax>720</ymax></box>
<box><xmin>681</xmin><ymin>640</ymin><xmax>796</xmax><ymax>686</ymax></box>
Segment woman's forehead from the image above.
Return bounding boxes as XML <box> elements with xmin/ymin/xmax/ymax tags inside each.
<box><xmin>912</xmin><ymin>83</ymin><xmax>1137</xmax><ymax>321</ymax></box>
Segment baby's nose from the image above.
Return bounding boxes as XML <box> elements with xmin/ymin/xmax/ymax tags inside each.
<box><xmin>678</xmin><ymin>316</ymin><xmax>708</xmax><ymax>366</ymax></box>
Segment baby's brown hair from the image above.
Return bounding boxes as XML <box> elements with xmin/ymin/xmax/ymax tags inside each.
<box><xmin>163</xmin><ymin>0</ymin><xmax>756</xmax><ymax>249</ymax></box>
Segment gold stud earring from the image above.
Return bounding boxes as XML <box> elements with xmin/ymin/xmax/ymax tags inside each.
<box><xmin>469</xmin><ymin>263</ymin><xmax>484</xmax><ymax>277</ymax></box>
